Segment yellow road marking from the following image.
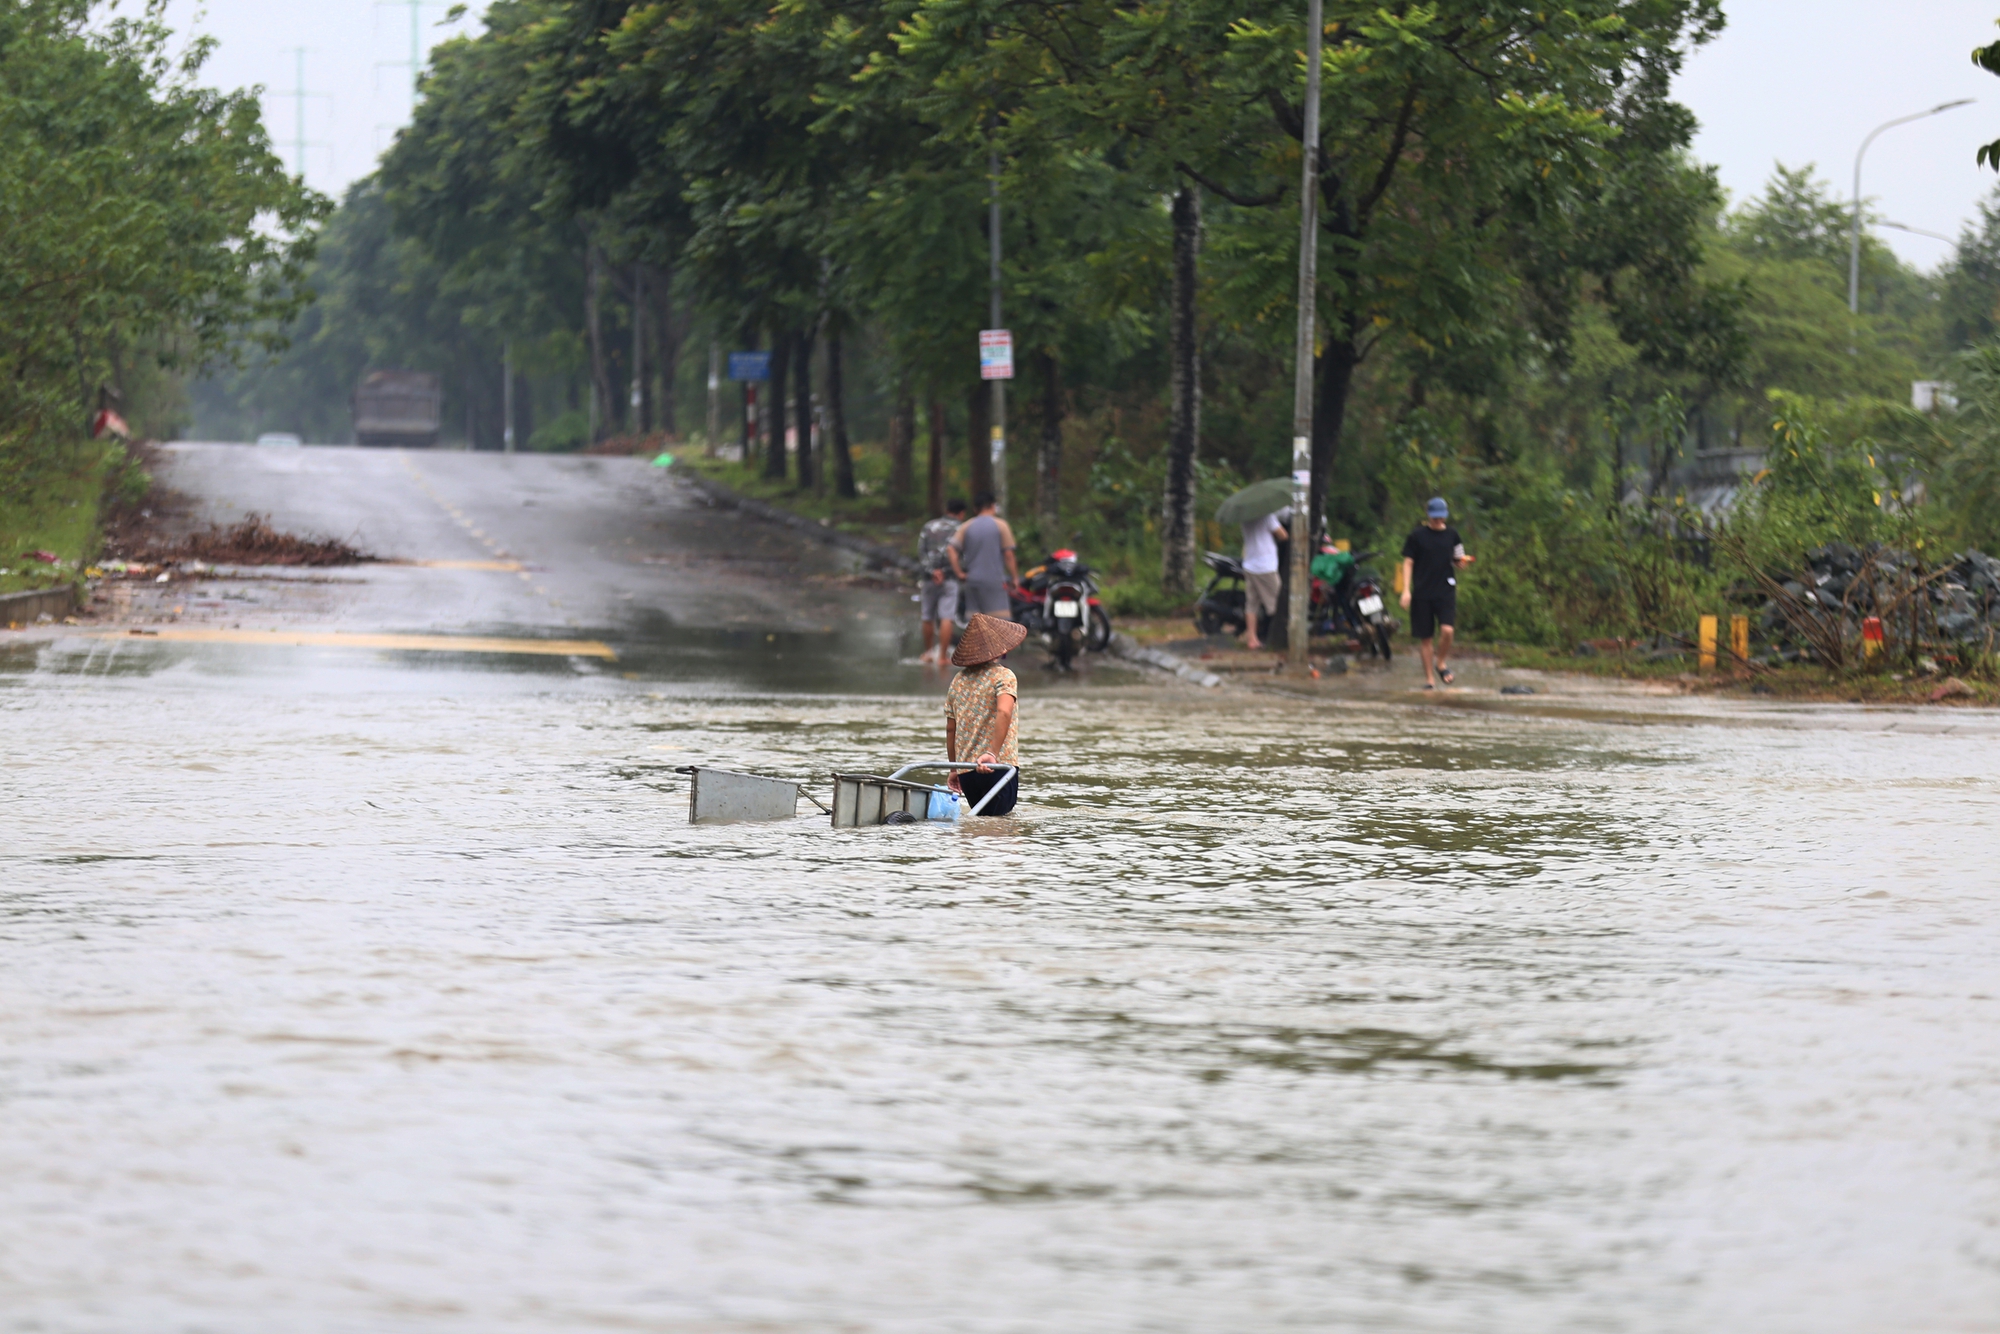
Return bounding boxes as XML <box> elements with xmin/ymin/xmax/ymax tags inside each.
<box><xmin>110</xmin><ymin>628</ymin><xmax>615</xmax><ymax>659</ymax></box>
<box><xmin>396</xmin><ymin>559</ymin><xmax>524</xmax><ymax>571</ymax></box>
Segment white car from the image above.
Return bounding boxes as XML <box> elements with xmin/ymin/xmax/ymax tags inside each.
<box><xmin>256</xmin><ymin>432</ymin><xmax>303</xmax><ymax>448</ymax></box>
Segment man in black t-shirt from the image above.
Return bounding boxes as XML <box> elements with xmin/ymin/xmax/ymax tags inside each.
<box><xmin>1400</xmin><ymin>497</ymin><xmax>1473</xmax><ymax>688</ymax></box>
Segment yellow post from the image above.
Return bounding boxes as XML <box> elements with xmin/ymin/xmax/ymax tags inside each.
<box><xmin>1698</xmin><ymin>615</ymin><xmax>1718</xmax><ymax>670</ymax></box>
<box><xmin>1730</xmin><ymin>614</ymin><xmax>1750</xmax><ymax>672</ymax></box>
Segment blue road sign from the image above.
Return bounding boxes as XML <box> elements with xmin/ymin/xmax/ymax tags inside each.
<box><xmin>727</xmin><ymin>351</ymin><xmax>771</xmax><ymax>382</ymax></box>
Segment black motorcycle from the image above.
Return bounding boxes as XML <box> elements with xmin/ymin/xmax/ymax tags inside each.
<box><xmin>1013</xmin><ymin>549</ymin><xmax>1112</xmax><ymax>669</ymax></box>
<box><xmin>1322</xmin><ymin>549</ymin><xmax>1395</xmax><ymax>660</ymax></box>
<box><xmin>1194</xmin><ymin>551</ymin><xmax>1254</xmax><ymax>637</ymax></box>
<box><xmin>1194</xmin><ymin>549</ymin><xmax>1310</xmax><ymax>641</ymax></box>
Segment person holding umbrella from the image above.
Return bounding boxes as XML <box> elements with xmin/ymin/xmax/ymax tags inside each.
<box><xmin>1213</xmin><ymin>477</ymin><xmax>1297</xmax><ymax>651</ymax></box>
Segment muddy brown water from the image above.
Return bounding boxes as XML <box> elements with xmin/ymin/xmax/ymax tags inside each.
<box><xmin>4</xmin><ymin>629</ymin><xmax>1997</xmax><ymax>1334</ymax></box>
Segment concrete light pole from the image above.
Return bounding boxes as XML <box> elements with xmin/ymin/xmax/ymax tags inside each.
<box><xmin>1285</xmin><ymin>0</ymin><xmax>1324</xmax><ymax>671</ymax></box>
<box><xmin>989</xmin><ymin>140</ymin><xmax>1007</xmax><ymax>515</ymax></box>
<box><xmin>1850</xmin><ymin>100</ymin><xmax>1972</xmax><ymax>315</ymax></box>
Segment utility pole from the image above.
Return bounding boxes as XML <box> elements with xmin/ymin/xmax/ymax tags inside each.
<box><xmin>284</xmin><ymin>49</ymin><xmax>331</xmax><ymax>184</ymax></box>
<box><xmin>629</xmin><ymin>266</ymin><xmax>645</xmax><ymax>432</ymax></box>
<box><xmin>375</xmin><ymin>0</ymin><xmax>455</xmax><ymax>108</ymax></box>
<box><xmin>1285</xmin><ymin>0</ymin><xmax>1324</xmax><ymax>671</ymax></box>
<box><xmin>294</xmin><ymin>47</ymin><xmax>306</xmax><ymax>172</ymax></box>
<box><xmin>988</xmin><ymin>139</ymin><xmax>1007</xmax><ymax>515</ymax></box>
<box><xmin>707</xmin><ymin>341</ymin><xmax>722</xmax><ymax>457</ymax></box>
<box><xmin>502</xmin><ymin>342</ymin><xmax>514</xmax><ymax>453</ymax></box>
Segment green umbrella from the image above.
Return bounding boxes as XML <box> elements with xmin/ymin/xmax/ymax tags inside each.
<box><xmin>1214</xmin><ymin>477</ymin><xmax>1296</xmax><ymax>528</ymax></box>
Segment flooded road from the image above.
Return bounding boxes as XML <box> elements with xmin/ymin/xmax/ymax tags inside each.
<box><xmin>4</xmin><ymin>447</ymin><xmax>1999</xmax><ymax>1332</ymax></box>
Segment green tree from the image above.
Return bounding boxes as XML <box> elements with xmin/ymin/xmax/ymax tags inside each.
<box><xmin>0</xmin><ymin>0</ymin><xmax>320</xmax><ymax>481</ymax></box>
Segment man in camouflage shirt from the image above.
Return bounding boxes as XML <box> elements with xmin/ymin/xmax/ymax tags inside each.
<box><xmin>916</xmin><ymin>497</ymin><xmax>966</xmax><ymax>664</ymax></box>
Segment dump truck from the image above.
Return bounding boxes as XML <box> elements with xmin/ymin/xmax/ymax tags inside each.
<box><xmin>351</xmin><ymin>370</ymin><xmax>442</xmax><ymax>447</ymax></box>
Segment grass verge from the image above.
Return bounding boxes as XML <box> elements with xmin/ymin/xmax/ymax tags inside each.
<box><xmin>0</xmin><ymin>443</ymin><xmax>119</xmax><ymax>596</ymax></box>
<box><xmin>1492</xmin><ymin>642</ymin><xmax>2000</xmax><ymax>704</ymax></box>
<box><xmin>679</xmin><ymin>453</ymin><xmax>923</xmax><ymax>555</ymax></box>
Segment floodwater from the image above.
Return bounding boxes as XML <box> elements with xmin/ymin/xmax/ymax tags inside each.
<box><xmin>4</xmin><ymin>634</ymin><xmax>1998</xmax><ymax>1334</ymax></box>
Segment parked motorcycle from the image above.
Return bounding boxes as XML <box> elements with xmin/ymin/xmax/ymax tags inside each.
<box><xmin>1194</xmin><ymin>549</ymin><xmax>1323</xmax><ymax>641</ymax></box>
<box><xmin>1329</xmin><ymin>550</ymin><xmax>1395</xmax><ymax>660</ymax></box>
<box><xmin>1196</xmin><ymin>546</ymin><xmax>1396</xmax><ymax>659</ymax></box>
<box><xmin>1013</xmin><ymin>549</ymin><xmax>1112</xmax><ymax>669</ymax></box>
<box><xmin>1194</xmin><ymin>550</ymin><xmax>1253</xmax><ymax>637</ymax></box>
<box><xmin>1344</xmin><ymin>552</ymin><xmax>1392</xmax><ymax>660</ymax></box>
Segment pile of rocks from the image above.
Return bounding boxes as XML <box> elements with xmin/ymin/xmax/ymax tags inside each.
<box><xmin>1761</xmin><ymin>542</ymin><xmax>2000</xmax><ymax>661</ymax></box>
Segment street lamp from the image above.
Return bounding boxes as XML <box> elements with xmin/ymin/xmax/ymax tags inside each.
<box><xmin>1850</xmin><ymin>99</ymin><xmax>1974</xmax><ymax>315</ymax></box>
<box><xmin>1881</xmin><ymin>220</ymin><xmax>1957</xmax><ymax>246</ymax></box>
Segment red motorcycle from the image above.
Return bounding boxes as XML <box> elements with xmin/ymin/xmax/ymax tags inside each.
<box><xmin>1011</xmin><ymin>549</ymin><xmax>1113</xmax><ymax>669</ymax></box>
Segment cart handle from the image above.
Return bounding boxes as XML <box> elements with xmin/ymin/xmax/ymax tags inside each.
<box><xmin>885</xmin><ymin>759</ymin><xmax>1019</xmax><ymax>817</ymax></box>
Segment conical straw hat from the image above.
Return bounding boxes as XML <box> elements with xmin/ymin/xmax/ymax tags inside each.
<box><xmin>952</xmin><ymin>612</ymin><xmax>1028</xmax><ymax>666</ymax></box>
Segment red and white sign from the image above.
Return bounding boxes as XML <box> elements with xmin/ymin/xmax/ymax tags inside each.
<box><xmin>979</xmin><ymin>329</ymin><xmax>1014</xmax><ymax>381</ymax></box>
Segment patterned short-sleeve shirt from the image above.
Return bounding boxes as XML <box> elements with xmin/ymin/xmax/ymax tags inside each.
<box><xmin>946</xmin><ymin>663</ymin><xmax>1018</xmax><ymax>766</ymax></box>
<box><xmin>918</xmin><ymin>514</ymin><xmax>961</xmax><ymax>575</ymax></box>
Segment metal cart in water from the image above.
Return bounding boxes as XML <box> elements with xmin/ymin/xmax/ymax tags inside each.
<box><xmin>683</xmin><ymin>760</ymin><xmax>1017</xmax><ymax>827</ymax></box>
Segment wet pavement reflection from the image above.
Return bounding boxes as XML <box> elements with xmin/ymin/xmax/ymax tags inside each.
<box><xmin>4</xmin><ymin>623</ymin><xmax>1998</xmax><ymax>1334</ymax></box>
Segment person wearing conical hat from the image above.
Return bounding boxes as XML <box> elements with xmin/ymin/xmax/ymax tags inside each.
<box><xmin>944</xmin><ymin>612</ymin><xmax>1026</xmax><ymax>816</ymax></box>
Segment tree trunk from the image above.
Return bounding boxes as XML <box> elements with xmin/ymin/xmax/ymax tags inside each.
<box><xmin>1310</xmin><ymin>330</ymin><xmax>1360</xmax><ymax>542</ymax></box>
<box><xmin>584</xmin><ymin>242</ymin><xmax>614</xmax><ymax>443</ymax></box>
<box><xmin>889</xmin><ymin>379</ymin><xmax>915</xmax><ymax>506</ymax></box>
<box><xmin>1162</xmin><ymin>184</ymin><xmax>1202</xmax><ymax>594</ymax></box>
<box><xmin>739</xmin><ymin>316</ymin><xmax>759</xmax><ymax>460</ymax></box>
<box><xmin>764</xmin><ymin>329</ymin><xmax>790</xmax><ymax>479</ymax></box>
<box><xmin>630</xmin><ymin>265</ymin><xmax>648</xmax><ymax>434</ymax></box>
<box><xmin>643</xmin><ymin>261</ymin><xmax>680</xmax><ymax>438</ymax></box>
<box><xmin>965</xmin><ymin>381</ymin><xmax>992</xmax><ymax>499</ymax></box>
<box><xmin>793</xmin><ymin>327</ymin><xmax>815</xmax><ymax>492</ymax></box>
<box><xmin>513</xmin><ymin>370</ymin><xmax>534</xmax><ymax>453</ymax></box>
<box><xmin>927</xmin><ymin>395</ymin><xmax>946</xmax><ymax>516</ymax></box>
<box><xmin>1035</xmin><ymin>349</ymin><xmax>1063</xmax><ymax>541</ymax></box>
<box><xmin>826</xmin><ymin>320</ymin><xmax>857</xmax><ymax>500</ymax></box>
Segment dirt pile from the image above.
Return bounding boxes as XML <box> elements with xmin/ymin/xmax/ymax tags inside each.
<box><xmin>104</xmin><ymin>511</ymin><xmax>373</xmax><ymax>569</ymax></box>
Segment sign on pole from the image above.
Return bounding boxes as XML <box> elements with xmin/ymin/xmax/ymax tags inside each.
<box><xmin>979</xmin><ymin>329</ymin><xmax>1014</xmax><ymax>381</ymax></box>
<box><xmin>727</xmin><ymin>351</ymin><xmax>771</xmax><ymax>382</ymax></box>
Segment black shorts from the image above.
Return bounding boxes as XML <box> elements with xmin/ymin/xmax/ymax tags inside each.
<box><xmin>1410</xmin><ymin>592</ymin><xmax>1456</xmax><ymax>639</ymax></box>
<box><xmin>958</xmin><ymin>766</ymin><xmax>1018</xmax><ymax>816</ymax></box>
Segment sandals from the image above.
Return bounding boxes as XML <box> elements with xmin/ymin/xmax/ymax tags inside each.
<box><xmin>1438</xmin><ymin>667</ymin><xmax>1455</xmax><ymax>685</ymax></box>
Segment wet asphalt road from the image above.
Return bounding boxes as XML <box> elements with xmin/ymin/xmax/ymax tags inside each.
<box><xmin>148</xmin><ymin>442</ymin><xmax>896</xmax><ymax>638</ymax></box>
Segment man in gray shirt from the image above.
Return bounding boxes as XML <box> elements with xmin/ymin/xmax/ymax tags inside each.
<box><xmin>947</xmin><ymin>491</ymin><xmax>1020</xmax><ymax>619</ymax></box>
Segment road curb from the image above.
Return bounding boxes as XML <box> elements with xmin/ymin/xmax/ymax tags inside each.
<box><xmin>677</xmin><ymin>472</ymin><xmax>918</xmax><ymax>576</ymax></box>
<box><xmin>1108</xmin><ymin>632</ymin><xmax>1222</xmax><ymax>688</ymax></box>
<box><xmin>0</xmin><ymin>585</ymin><xmax>78</xmax><ymax>628</ymax></box>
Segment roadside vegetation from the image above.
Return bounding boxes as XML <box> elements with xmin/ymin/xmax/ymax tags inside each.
<box><xmin>0</xmin><ymin>1</ymin><xmax>320</xmax><ymax>593</ymax></box>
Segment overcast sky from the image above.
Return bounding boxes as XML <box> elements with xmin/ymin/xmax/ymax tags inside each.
<box><xmin>161</xmin><ymin>1</ymin><xmax>2000</xmax><ymax>273</ymax></box>
<box><xmin>158</xmin><ymin>0</ymin><xmax>479</xmax><ymax>195</ymax></box>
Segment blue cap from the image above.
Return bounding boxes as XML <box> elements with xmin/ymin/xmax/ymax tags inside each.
<box><xmin>1426</xmin><ymin>497</ymin><xmax>1449</xmax><ymax>519</ymax></box>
